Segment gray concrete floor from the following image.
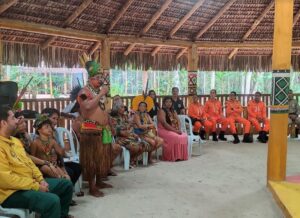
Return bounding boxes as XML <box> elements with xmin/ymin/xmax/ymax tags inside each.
<box><xmin>70</xmin><ymin>137</ymin><xmax>300</xmax><ymax>218</ymax></box>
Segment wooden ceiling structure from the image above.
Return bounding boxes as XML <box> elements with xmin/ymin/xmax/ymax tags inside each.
<box><xmin>1</xmin><ymin>0</ymin><xmax>300</xmax><ymax>71</ymax></box>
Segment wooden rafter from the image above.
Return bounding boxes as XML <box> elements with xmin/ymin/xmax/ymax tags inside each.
<box><xmin>107</xmin><ymin>0</ymin><xmax>134</xmax><ymax>33</ymax></box>
<box><xmin>228</xmin><ymin>1</ymin><xmax>274</xmax><ymax>59</ymax></box>
<box><xmin>139</xmin><ymin>0</ymin><xmax>172</xmax><ymax>37</ymax></box>
<box><xmin>124</xmin><ymin>43</ymin><xmax>136</xmax><ymax>56</ymax></box>
<box><xmin>88</xmin><ymin>41</ymin><xmax>101</xmax><ymax>56</ymax></box>
<box><xmin>168</xmin><ymin>0</ymin><xmax>205</xmax><ymax>38</ymax></box>
<box><xmin>0</xmin><ymin>0</ymin><xmax>17</xmax><ymax>15</ymax></box>
<box><xmin>176</xmin><ymin>48</ymin><xmax>187</xmax><ymax>59</ymax></box>
<box><xmin>194</xmin><ymin>0</ymin><xmax>236</xmax><ymax>40</ymax></box>
<box><xmin>151</xmin><ymin>46</ymin><xmax>162</xmax><ymax>56</ymax></box>
<box><xmin>41</xmin><ymin>0</ymin><xmax>93</xmax><ymax>49</ymax></box>
<box><xmin>3</xmin><ymin>19</ymin><xmax>300</xmax><ymax>49</ymax></box>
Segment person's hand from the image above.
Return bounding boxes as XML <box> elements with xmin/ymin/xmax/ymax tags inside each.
<box><xmin>40</xmin><ymin>180</ymin><xmax>49</xmax><ymax>188</ymax></box>
<box><xmin>39</xmin><ymin>183</ymin><xmax>49</xmax><ymax>192</ymax></box>
<box><xmin>257</xmin><ymin>117</ymin><xmax>264</xmax><ymax>122</ymax></box>
<box><xmin>100</xmin><ymin>85</ymin><xmax>109</xmax><ymax>96</ymax></box>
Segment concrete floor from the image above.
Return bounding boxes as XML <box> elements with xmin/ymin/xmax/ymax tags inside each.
<box><xmin>70</xmin><ymin>138</ymin><xmax>300</xmax><ymax>218</ymax></box>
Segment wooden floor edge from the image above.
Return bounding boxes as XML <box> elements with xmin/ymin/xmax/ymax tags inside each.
<box><xmin>267</xmin><ymin>181</ymin><xmax>292</xmax><ymax>218</ymax></box>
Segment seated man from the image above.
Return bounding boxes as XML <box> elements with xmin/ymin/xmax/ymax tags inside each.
<box><xmin>225</xmin><ymin>91</ymin><xmax>252</xmax><ymax>144</ymax></box>
<box><xmin>247</xmin><ymin>91</ymin><xmax>270</xmax><ymax>143</ymax></box>
<box><xmin>188</xmin><ymin>95</ymin><xmax>212</xmax><ymax>140</ymax></box>
<box><xmin>204</xmin><ymin>89</ymin><xmax>230</xmax><ymax>141</ymax></box>
<box><xmin>0</xmin><ymin>105</ymin><xmax>73</xmax><ymax>218</ymax></box>
<box><xmin>288</xmin><ymin>90</ymin><xmax>300</xmax><ymax>137</ymax></box>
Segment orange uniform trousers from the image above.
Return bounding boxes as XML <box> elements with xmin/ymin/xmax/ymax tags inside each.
<box><xmin>193</xmin><ymin>119</ymin><xmax>213</xmax><ymax>133</ymax></box>
<box><xmin>209</xmin><ymin>116</ymin><xmax>230</xmax><ymax>133</ymax></box>
<box><xmin>227</xmin><ymin>116</ymin><xmax>251</xmax><ymax>134</ymax></box>
<box><xmin>248</xmin><ymin>117</ymin><xmax>270</xmax><ymax>132</ymax></box>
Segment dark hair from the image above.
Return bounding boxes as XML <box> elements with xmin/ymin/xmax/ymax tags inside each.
<box><xmin>0</xmin><ymin>105</ymin><xmax>11</xmax><ymax>122</ymax></box>
<box><xmin>138</xmin><ymin>102</ymin><xmax>147</xmax><ymax>108</ymax></box>
<box><xmin>255</xmin><ymin>91</ymin><xmax>262</xmax><ymax>96</ymax></box>
<box><xmin>172</xmin><ymin>87</ymin><xmax>179</xmax><ymax>92</ymax></box>
<box><xmin>210</xmin><ymin>89</ymin><xmax>217</xmax><ymax>94</ymax></box>
<box><xmin>41</xmin><ymin>108</ymin><xmax>60</xmax><ymax>117</ymax></box>
<box><xmin>231</xmin><ymin>91</ymin><xmax>237</xmax><ymax>96</ymax></box>
<box><xmin>148</xmin><ymin>90</ymin><xmax>156</xmax><ymax>95</ymax></box>
<box><xmin>162</xmin><ymin>97</ymin><xmax>174</xmax><ymax>111</ymax></box>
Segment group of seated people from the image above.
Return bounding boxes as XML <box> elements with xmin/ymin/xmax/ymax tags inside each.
<box><xmin>0</xmin><ymin>86</ymin><xmax>298</xmax><ymax>217</ymax></box>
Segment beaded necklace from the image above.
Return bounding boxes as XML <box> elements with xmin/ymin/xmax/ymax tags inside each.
<box><xmin>38</xmin><ymin>136</ymin><xmax>52</xmax><ymax>157</ymax></box>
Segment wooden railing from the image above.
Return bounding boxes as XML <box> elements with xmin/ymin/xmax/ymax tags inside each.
<box><xmin>21</xmin><ymin>94</ymin><xmax>300</xmax><ymax>131</ymax></box>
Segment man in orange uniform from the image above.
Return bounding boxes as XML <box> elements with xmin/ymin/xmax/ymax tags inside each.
<box><xmin>226</xmin><ymin>91</ymin><xmax>253</xmax><ymax>144</ymax></box>
<box><xmin>204</xmin><ymin>89</ymin><xmax>229</xmax><ymax>141</ymax></box>
<box><xmin>247</xmin><ymin>91</ymin><xmax>269</xmax><ymax>143</ymax></box>
<box><xmin>188</xmin><ymin>95</ymin><xmax>213</xmax><ymax>140</ymax></box>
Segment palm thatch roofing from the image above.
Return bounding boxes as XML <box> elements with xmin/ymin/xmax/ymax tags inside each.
<box><xmin>0</xmin><ymin>0</ymin><xmax>300</xmax><ymax>71</ymax></box>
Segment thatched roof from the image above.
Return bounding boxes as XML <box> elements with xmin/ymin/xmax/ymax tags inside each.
<box><xmin>0</xmin><ymin>0</ymin><xmax>300</xmax><ymax>71</ymax></box>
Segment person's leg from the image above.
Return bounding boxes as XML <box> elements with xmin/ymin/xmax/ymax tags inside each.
<box><xmin>263</xmin><ymin>118</ymin><xmax>270</xmax><ymax>132</ymax></box>
<box><xmin>193</xmin><ymin>121</ymin><xmax>202</xmax><ymax>134</ymax></box>
<box><xmin>237</xmin><ymin>117</ymin><xmax>252</xmax><ymax>143</ymax></box>
<box><xmin>248</xmin><ymin>118</ymin><xmax>261</xmax><ymax>132</ymax></box>
<box><xmin>227</xmin><ymin>117</ymin><xmax>237</xmax><ymax>134</ymax></box>
<box><xmin>65</xmin><ymin>162</ymin><xmax>81</xmax><ymax>185</ymax></box>
<box><xmin>2</xmin><ymin>190</ymin><xmax>60</xmax><ymax>218</ymax></box>
<box><xmin>46</xmin><ymin>178</ymin><xmax>73</xmax><ymax>218</ymax></box>
<box><xmin>209</xmin><ymin>117</ymin><xmax>218</xmax><ymax>141</ymax></box>
<box><xmin>217</xmin><ymin>117</ymin><xmax>228</xmax><ymax>141</ymax></box>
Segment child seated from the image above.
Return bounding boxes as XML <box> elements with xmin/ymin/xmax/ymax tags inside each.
<box><xmin>31</xmin><ymin>115</ymin><xmax>70</xmax><ymax>180</ymax></box>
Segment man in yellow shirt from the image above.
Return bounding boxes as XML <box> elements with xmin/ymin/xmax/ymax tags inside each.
<box><xmin>0</xmin><ymin>105</ymin><xmax>73</xmax><ymax>218</ymax></box>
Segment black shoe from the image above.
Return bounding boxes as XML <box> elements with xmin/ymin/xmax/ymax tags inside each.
<box><xmin>296</xmin><ymin>128</ymin><xmax>299</xmax><ymax>138</ymax></box>
<box><xmin>218</xmin><ymin>131</ymin><xmax>227</xmax><ymax>141</ymax></box>
<box><xmin>193</xmin><ymin>131</ymin><xmax>199</xmax><ymax>135</ymax></box>
<box><xmin>70</xmin><ymin>200</ymin><xmax>77</xmax><ymax>206</ymax></box>
<box><xmin>232</xmin><ymin>134</ymin><xmax>240</xmax><ymax>144</ymax></box>
<box><xmin>212</xmin><ymin>132</ymin><xmax>218</xmax><ymax>141</ymax></box>
<box><xmin>258</xmin><ymin>131</ymin><xmax>268</xmax><ymax>143</ymax></box>
<box><xmin>242</xmin><ymin>133</ymin><xmax>253</xmax><ymax>143</ymax></box>
<box><xmin>199</xmin><ymin>130</ymin><xmax>206</xmax><ymax>140</ymax></box>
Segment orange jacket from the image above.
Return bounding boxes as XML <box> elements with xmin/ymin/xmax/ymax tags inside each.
<box><xmin>188</xmin><ymin>102</ymin><xmax>207</xmax><ymax>119</ymax></box>
<box><xmin>225</xmin><ymin>99</ymin><xmax>243</xmax><ymax>118</ymax></box>
<box><xmin>204</xmin><ymin>99</ymin><xmax>223</xmax><ymax>117</ymax></box>
<box><xmin>247</xmin><ymin>100</ymin><xmax>267</xmax><ymax>119</ymax></box>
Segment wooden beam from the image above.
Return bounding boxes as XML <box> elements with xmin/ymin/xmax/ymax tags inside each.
<box><xmin>242</xmin><ymin>1</ymin><xmax>274</xmax><ymax>41</ymax></box>
<box><xmin>228</xmin><ymin>1</ymin><xmax>274</xmax><ymax>59</ymax></box>
<box><xmin>188</xmin><ymin>44</ymin><xmax>198</xmax><ymax>71</ymax></box>
<box><xmin>101</xmin><ymin>39</ymin><xmax>110</xmax><ymax>69</ymax></box>
<box><xmin>194</xmin><ymin>0</ymin><xmax>236</xmax><ymax>40</ymax></box>
<box><xmin>139</xmin><ymin>0</ymin><xmax>172</xmax><ymax>37</ymax></box>
<box><xmin>107</xmin><ymin>0</ymin><xmax>134</xmax><ymax>33</ymax></box>
<box><xmin>169</xmin><ymin>0</ymin><xmax>205</xmax><ymax>38</ymax></box>
<box><xmin>88</xmin><ymin>41</ymin><xmax>101</xmax><ymax>56</ymax></box>
<box><xmin>41</xmin><ymin>37</ymin><xmax>56</xmax><ymax>49</ymax></box>
<box><xmin>228</xmin><ymin>48</ymin><xmax>238</xmax><ymax>59</ymax></box>
<box><xmin>3</xmin><ymin>19</ymin><xmax>300</xmax><ymax>49</ymax></box>
<box><xmin>124</xmin><ymin>43</ymin><xmax>136</xmax><ymax>56</ymax></box>
<box><xmin>0</xmin><ymin>35</ymin><xmax>3</xmax><ymax>79</ymax></box>
<box><xmin>176</xmin><ymin>48</ymin><xmax>187</xmax><ymax>59</ymax></box>
<box><xmin>151</xmin><ymin>46</ymin><xmax>162</xmax><ymax>56</ymax></box>
<box><xmin>0</xmin><ymin>0</ymin><xmax>17</xmax><ymax>15</ymax></box>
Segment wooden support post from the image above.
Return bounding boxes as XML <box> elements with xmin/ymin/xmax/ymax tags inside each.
<box><xmin>267</xmin><ymin>0</ymin><xmax>293</xmax><ymax>182</ymax></box>
<box><xmin>187</xmin><ymin>44</ymin><xmax>198</xmax><ymax>96</ymax></box>
<box><xmin>100</xmin><ymin>39</ymin><xmax>111</xmax><ymax>96</ymax></box>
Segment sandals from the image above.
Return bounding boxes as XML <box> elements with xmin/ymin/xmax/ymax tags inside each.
<box><xmin>75</xmin><ymin>191</ymin><xmax>84</xmax><ymax>197</ymax></box>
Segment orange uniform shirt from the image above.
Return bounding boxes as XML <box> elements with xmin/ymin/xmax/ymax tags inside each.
<box><xmin>188</xmin><ymin>102</ymin><xmax>207</xmax><ymax>119</ymax></box>
<box><xmin>204</xmin><ymin>99</ymin><xmax>223</xmax><ymax>117</ymax></box>
<box><xmin>247</xmin><ymin>100</ymin><xmax>267</xmax><ymax>119</ymax></box>
<box><xmin>225</xmin><ymin>99</ymin><xmax>243</xmax><ymax>118</ymax></box>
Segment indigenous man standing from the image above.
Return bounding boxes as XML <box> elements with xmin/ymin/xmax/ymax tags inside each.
<box><xmin>204</xmin><ymin>89</ymin><xmax>229</xmax><ymax>141</ymax></box>
<box><xmin>188</xmin><ymin>95</ymin><xmax>212</xmax><ymax>140</ymax></box>
<box><xmin>225</xmin><ymin>91</ymin><xmax>252</xmax><ymax>144</ymax></box>
<box><xmin>247</xmin><ymin>91</ymin><xmax>269</xmax><ymax>143</ymax></box>
<box><xmin>77</xmin><ymin>61</ymin><xmax>112</xmax><ymax>197</ymax></box>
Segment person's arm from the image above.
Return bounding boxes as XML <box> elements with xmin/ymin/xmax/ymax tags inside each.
<box><xmin>0</xmin><ymin>149</ymin><xmax>40</xmax><ymax>191</ymax></box>
<box><xmin>79</xmin><ymin>86</ymin><xmax>108</xmax><ymax>111</ymax></box>
<box><xmin>30</xmin><ymin>140</ymin><xmax>38</xmax><ymax>157</ymax></box>
<box><xmin>133</xmin><ymin>114</ymin><xmax>148</xmax><ymax>130</ymax></box>
<box><xmin>234</xmin><ymin>102</ymin><xmax>243</xmax><ymax>114</ymax></box>
<box><xmin>146</xmin><ymin>114</ymin><xmax>155</xmax><ymax>129</ymax></box>
<box><xmin>261</xmin><ymin>102</ymin><xmax>267</xmax><ymax>120</ymax></box>
<box><xmin>157</xmin><ymin>110</ymin><xmax>180</xmax><ymax>133</ymax></box>
<box><xmin>225</xmin><ymin>101</ymin><xmax>231</xmax><ymax>117</ymax></box>
<box><xmin>247</xmin><ymin>102</ymin><xmax>256</xmax><ymax>118</ymax></box>
<box><xmin>52</xmin><ymin>140</ymin><xmax>65</xmax><ymax>157</ymax></box>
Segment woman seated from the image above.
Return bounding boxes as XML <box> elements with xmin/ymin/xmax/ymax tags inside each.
<box><xmin>133</xmin><ymin>102</ymin><xmax>163</xmax><ymax>163</ymax></box>
<box><xmin>31</xmin><ymin>115</ymin><xmax>70</xmax><ymax>179</ymax></box>
<box><xmin>148</xmin><ymin>90</ymin><xmax>160</xmax><ymax>118</ymax></box>
<box><xmin>110</xmin><ymin>101</ymin><xmax>150</xmax><ymax>167</ymax></box>
<box><xmin>157</xmin><ymin>97</ymin><xmax>188</xmax><ymax>161</ymax></box>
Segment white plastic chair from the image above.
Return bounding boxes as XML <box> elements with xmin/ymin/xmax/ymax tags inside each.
<box><xmin>178</xmin><ymin>115</ymin><xmax>203</xmax><ymax>157</ymax></box>
<box><xmin>55</xmin><ymin>127</ymin><xmax>81</xmax><ymax>193</ymax></box>
<box><xmin>0</xmin><ymin>206</ymin><xmax>31</xmax><ymax>218</ymax></box>
<box><xmin>112</xmin><ymin>137</ymin><xmax>131</xmax><ymax>170</ymax></box>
